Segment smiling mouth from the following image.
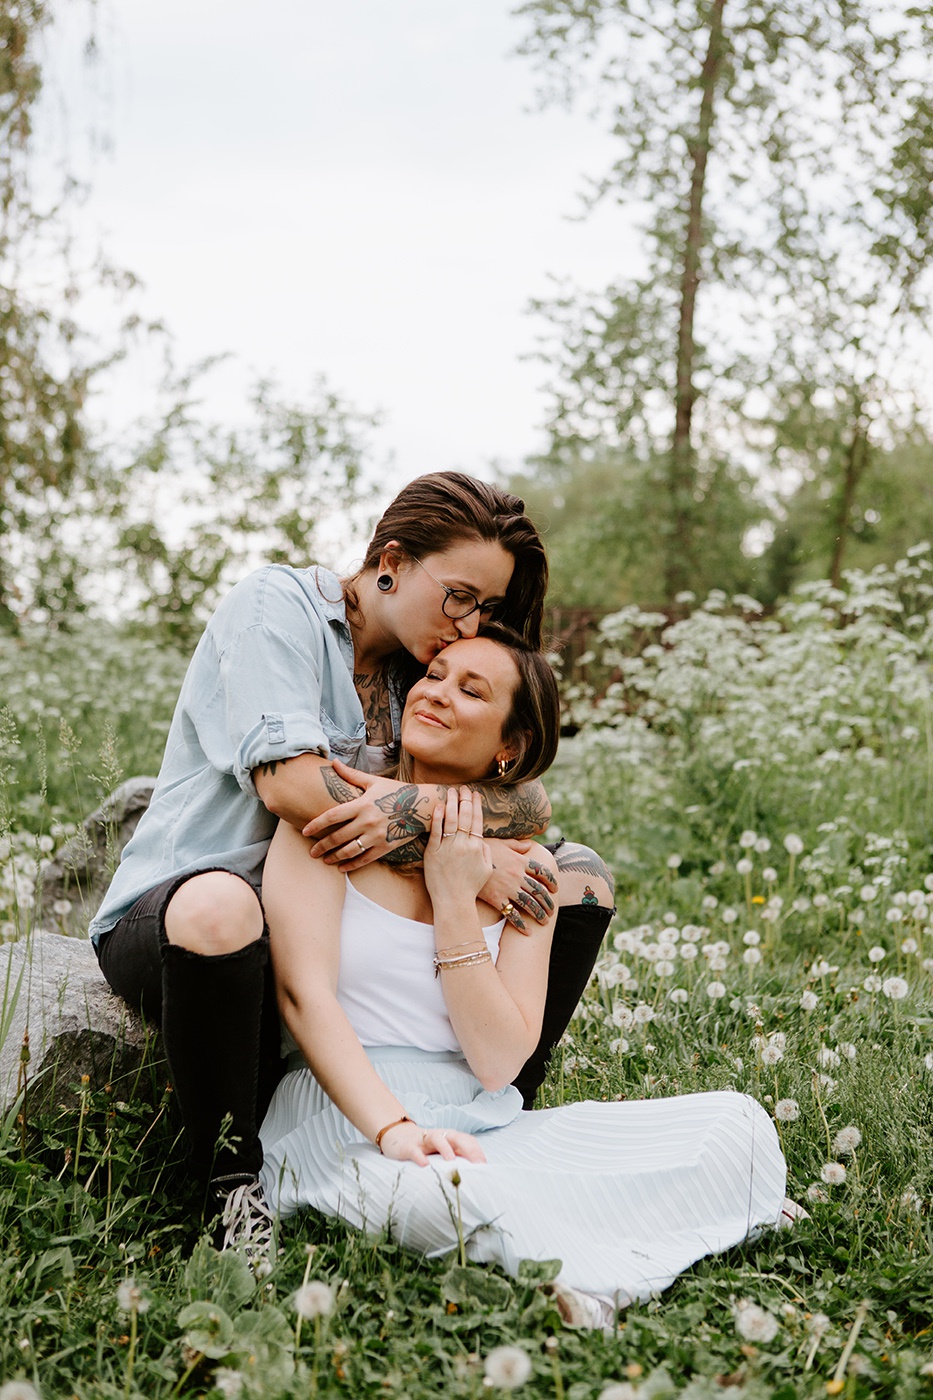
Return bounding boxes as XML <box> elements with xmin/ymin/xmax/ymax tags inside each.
<box><xmin>414</xmin><ymin>711</ymin><xmax>448</xmax><ymax>728</ymax></box>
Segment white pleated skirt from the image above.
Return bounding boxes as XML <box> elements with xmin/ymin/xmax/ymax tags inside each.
<box><xmin>259</xmin><ymin>1047</ymin><xmax>786</xmax><ymax>1302</ymax></box>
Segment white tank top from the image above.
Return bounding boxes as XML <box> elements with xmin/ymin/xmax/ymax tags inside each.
<box><xmin>336</xmin><ymin>877</ymin><xmax>505</xmax><ymax>1051</ymax></box>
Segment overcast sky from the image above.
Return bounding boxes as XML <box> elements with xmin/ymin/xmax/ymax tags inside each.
<box><xmin>36</xmin><ymin>0</ymin><xmax>636</xmax><ymax>514</ymax></box>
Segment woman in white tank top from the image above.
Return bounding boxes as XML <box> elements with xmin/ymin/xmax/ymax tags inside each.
<box><xmin>259</xmin><ymin>628</ymin><xmax>797</xmax><ymax>1329</ymax></box>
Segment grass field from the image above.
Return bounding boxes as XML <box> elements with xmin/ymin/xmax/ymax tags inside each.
<box><xmin>1</xmin><ymin>552</ymin><xmax>932</xmax><ymax>1398</ymax></box>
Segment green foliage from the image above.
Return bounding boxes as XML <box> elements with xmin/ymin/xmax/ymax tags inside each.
<box><xmin>512</xmin><ymin>452</ymin><xmax>760</xmax><ymax>609</ymax></box>
<box><xmin>0</xmin><ymin>549</ymin><xmax>933</xmax><ymax>1393</ymax></box>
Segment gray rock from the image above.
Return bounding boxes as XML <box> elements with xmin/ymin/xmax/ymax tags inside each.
<box><xmin>38</xmin><ymin>776</ymin><xmax>156</xmax><ymax>938</ymax></box>
<box><xmin>0</xmin><ymin>930</ymin><xmax>161</xmax><ymax>1115</ymax></box>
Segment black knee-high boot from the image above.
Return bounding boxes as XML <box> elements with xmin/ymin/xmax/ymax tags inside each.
<box><xmin>513</xmin><ymin>902</ymin><xmax>614</xmax><ymax>1108</ymax></box>
<box><xmin>160</xmin><ymin>935</ymin><xmax>272</xmax><ymax>1186</ymax></box>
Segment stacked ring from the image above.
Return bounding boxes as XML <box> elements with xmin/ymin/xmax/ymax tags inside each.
<box><xmin>500</xmin><ymin>901</ymin><xmax>515</xmax><ymax>919</ymax></box>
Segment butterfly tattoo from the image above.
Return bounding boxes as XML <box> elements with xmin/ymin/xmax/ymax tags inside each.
<box><xmin>374</xmin><ymin>784</ymin><xmax>429</xmax><ymax>845</ymax></box>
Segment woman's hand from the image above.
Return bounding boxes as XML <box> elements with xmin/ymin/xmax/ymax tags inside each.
<box><xmin>423</xmin><ymin>787</ymin><xmax>494</xmax><ymax>907</ymax></box>
<box><xmin>302</xmin><ymin>760</ymin><xmax>432</xmax><ymax>871</ymax></box>
<box><xmin>378</xmin><ymin>1120</ymin><xmax>487</xmax><ymax>1166</ymax></box>
<box><xmin>480</xmin><ymin>839</ymin><xmax>558</xmax><ymax>934</ymax></box>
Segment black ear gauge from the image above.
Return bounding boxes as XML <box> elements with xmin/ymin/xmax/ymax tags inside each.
<box><xmin>377</xmin><ymin>575</ymin><xmax>394</xmax><ymax>592</ymax></box>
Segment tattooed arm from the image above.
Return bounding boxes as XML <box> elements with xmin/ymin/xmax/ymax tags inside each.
<box><xmin>300</xmin><ymin>764</ymin><xmax>551</xmax><ymax>872</ymax></box>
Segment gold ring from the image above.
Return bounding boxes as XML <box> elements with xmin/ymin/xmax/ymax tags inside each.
<box><xmin>355</xmin><ymin>837</ymin><xmax>366</xmax><ymax>853</ymax></box>
<box><xmin>500</xmin><ymin>901</ymin><xmax>514</xmax><ymax>918</ymax></box>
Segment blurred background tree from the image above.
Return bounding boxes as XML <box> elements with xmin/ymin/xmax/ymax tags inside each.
<box><xmin>515</xmin><ymin>0</ymin><xmax>933</xmax><ymax>610</ymax></box>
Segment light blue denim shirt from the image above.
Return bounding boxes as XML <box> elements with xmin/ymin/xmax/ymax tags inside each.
<box><xmin>89</xmin><ymin>565</ymin><xmax>402</xmax><ymax>946</ymax></box>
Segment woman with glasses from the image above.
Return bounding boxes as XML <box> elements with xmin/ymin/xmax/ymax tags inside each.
<box><xmin>89</xmin><ymin>471</ymin><xmax>614</xmax><ymax>1247</ymax></box>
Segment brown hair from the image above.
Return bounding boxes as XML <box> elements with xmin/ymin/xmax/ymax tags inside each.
<box><xmin>348</xmin><ymin>471</ymin><xmax>548</xmax><ymax>649</ymax></box>
<box><xmin>394</xmin><ymin>622</ymin><xmax>561</xmax><ymax>787</ymax></box>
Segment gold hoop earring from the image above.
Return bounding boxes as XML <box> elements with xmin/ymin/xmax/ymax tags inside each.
<box><xmin>497</xmin><ymin>756</ymin><xmax>509</xmax><ymax>779</ymax></box>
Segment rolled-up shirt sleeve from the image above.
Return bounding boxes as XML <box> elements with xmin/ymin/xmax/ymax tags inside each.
<box><xmin>220</xmin><ymin>622</ymin><xmax>330</xmax><ymax>797</ymax></box>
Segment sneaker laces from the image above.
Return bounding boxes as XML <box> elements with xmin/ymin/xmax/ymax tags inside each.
<box><xmin>218</xmin><ymin>1178</ymin><xmax>277</xmax><ymax>1263</ymax></box>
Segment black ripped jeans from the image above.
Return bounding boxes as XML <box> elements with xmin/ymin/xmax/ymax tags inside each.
<box><xmin>96</xmin><ymin>870</ymin><xmax>284</xmax><ymax>1188</ymax></box>
<box><xmin>97</xmin><ymin>869</ymin><xmax>613</xmax><ymax>1187</ymax></box>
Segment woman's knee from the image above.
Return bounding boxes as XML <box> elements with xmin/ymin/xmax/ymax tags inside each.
<box><xmin>554</xmin><ymin>843</ymin><xmax>615</xmax><ymax>909</ymax></box>
<box><xmin>164</xmin><ymin>872</ymin><xmax>264</xmax><ymax>955</ymax></box>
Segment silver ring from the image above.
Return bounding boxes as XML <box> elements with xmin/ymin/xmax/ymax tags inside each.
<box><xmin>355</xmin><ymin>837</ymin><xmax>366</xmax><ymax>853</ymax></box>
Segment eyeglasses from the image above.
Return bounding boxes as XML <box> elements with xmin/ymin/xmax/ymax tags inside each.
<box><xmin>412</xmin><ymin>556</ymin><xmax>502</xmax><ymax>622</ymax></box>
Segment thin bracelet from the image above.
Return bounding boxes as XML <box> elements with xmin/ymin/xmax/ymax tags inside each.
<box><xmin>433</xmin><ymin>950</ymin><xmax>493</xmax><ymax>977</ymax></box>
<box><xmin>436</xmin><ymin>939</ymin><xmax>487</xmax><ymax>954</ymax></box>
<box><xmin>374</xmin><ymin>1114</ymin><xmax>414</xmax><ymax>1152</ymax></box>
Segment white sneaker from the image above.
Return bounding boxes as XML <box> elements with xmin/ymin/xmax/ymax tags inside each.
<box><xmin>216</xmin><ymin>1178</ymin><xmax>277</xmax><ymax>1270</ymax></box>
<box><xmin>778</xmin><ymin>1196</ymin><xmax>810</xmax><ymax>1228</ymax></box>
<box><xmin>551</xmin><ymin>1282</ymin><xmax>622</xmax><ymax>1333</ymax></box>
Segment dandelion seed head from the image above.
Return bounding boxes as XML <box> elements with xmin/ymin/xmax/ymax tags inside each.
<box><xmin>666</xmin><ymin>854</ymin><xmax>682</xmax><ymax>869</ymax></box>
<box><xmin>739</xmin><ymin>830</ymin><xmax>758</xmax><ymax>849</ymax></box>
<box><xmin>901</xmin><ymin>937</ymin><xmax>919</xmax><ymax>954</ymax></box>
<box><xmin>743</xmin><ymin>929</ymin><xmax>761</xmax><ymax>946</ymax></box>
<box><xmin>800</xmin><ymin>990</ymin><xmax>819</xmax><ymax>1011</ymax></box>
<box><xmin>755</xmin><ymin>838</ymin><xmax>772</xmax><ymax>855</ymax></box>
<box><xmin>734</xmin><ymin>1300</ymin><xmax>779</xmax><ymax>1343</ymax></box>
<box><xmin>821</xmin><ymin>1162</ymin><xmax>847</xmax><ymax>1185</ymax></box>
<box><xmin>807</xmin><ymin>1183</ymin><xmax>829</xmax><ymax>1202</ymax></box>
<box><xmin>886</xmin><ymin>907</ymin><xmax>904</xmax><ymax>923</ymax></box>
<box><xmin>924</xmin><ymin>1052</ymin><xmax>933</xmax><ymax>1071</ymax></box>
<box><xmin>721</xmin><ymin>908</ymin><xmax>738</xmax><ymax>924</ymax></box>
<box><xmin>609</xmin><ymin>1037</ymin><xmax>629</xmax><ymax>1054</ymax></box>
<box><xmin>774</xmin><ymin>1099</ymin><xmax>799</xmax><ymax>1122</ymax></box>
<box><xmin>759</xmin><ymin>1042</ymin><xmax>782</xmax><ymax>1065</ymax></box>
<box><xmin>214</xmin><ymin>1371</ymin><xmax>244</xmax><ymax>1398</ymax></box>
<box><xmin>116</xmin><ymin>1279</ymin><xmax>149</xmax><ymax>1315</ymax></box>
<box><xmin>483</xmin><ymin>1344</ymin><xmax>532</xmax><ymax>1389</ymax></box>
<box><xmin>882</xmin><ymin>976</ymin><xmax>909</xmax><ymax>1000</ymax></box>
<box><xmin>807</xmin><ymin>1312</ymin><xmax>830</xmax><ymax>1336</ymax></box>
<box><xmin>859</xmin><ymin>885</ymin><xmax>878</xmax><ymax>902</ymax></box>
<box><xmin>599</xmin><ymin>1385</ymin><xmax>638</xmax><ymax>1400</ymax></box>
<box><xmin>632</xmin><ymin>1002</ymin><xmax>656</xmax><ymax>1024</ymax></box>
<box><xmin>679</xmin><ymin>943</ymin><xmax>698</xmax><ymax>961</ymax></box>
<box><xmin>863</xmin><ymin>974</ymin><xmax>882</xmax><ymax>993</ymax></box>
<box><xmin>0</xmin><ymin>1383</ymin><xmax>42</xmax><ymax>1400</ymax></box>
<box><xmin>784</xmin><ymin>834</ymin><xmax>804</xmax><ymax>855</ymax></box>
<box><xmin>706</xmin><ymin>981</ymin><xmax>727</xmax><ymax>999</ymax></box>
<box><xmin>838</xmin><ymin>1042</ymin><xmax>857</xmax><ymax>1060</ymax></box>
<box><xmin>818</xmin><ymin>1046</ymin><xmax>841</xmax><ymax>1069</ymax></box>
<box><xmin>736</xmin><ymin>858</ymin><xmax>754</xmax><ymax>876</ymax></box>
<box><xmin>669</xmin><ymin>987</ymin><xmax>689</xmax><ymax>1004</ymax></box>
<box><xmin>294</xmin><ymin>1281</ymin><xmax>335</xmax><ymax>1319</ymax></box>
<box><xmin>743</xmin><ymin>947</ymin><xmax>762</xmax><ymax>966</ymax></box>
<box><xmin>833</xmin><ymin>1126</ymin><xmax>861</xmax><ymax>1154</ymax></box>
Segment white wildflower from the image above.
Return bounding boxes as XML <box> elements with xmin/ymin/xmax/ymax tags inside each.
<box><xmin>483</xmin><ymin>1345</ymin><xmax>532</xmax><ymax>1390</ymax></box>
<box><xmin>901</xmin><ymin>938</ymin><xmax>918</xmax><ymax>955</ymax></box>
<box><xmin>706</xmin><ymin>981</ymin><xmax>727</xmax><ymax>999</ymax></box>
<box><xmin>294</xmin><ymin>1281</ymin><xmax>335</xmax><ymax>1319</ymax></box>
<box><xmin>762</xmin><ymin>866</ymin><xmax>777</xmax><ymax>882</ymax></box>
<box><xmin>721</xmin><ymin>907</ymin><xmax>738</xmax><ymax>924</ymax></box>
<box><xmin>838</xmin><ymin>1042</ymin><xmax>857</xmax><ymax>1060</ymax></box>
<box><xmin>784</xmin><ymin>834</ymin><xmax>804</xmax><ymax>855</ymax></box>
<box><xmin>833</xmin><ymin>1126</ymin><xmax>862</xmax><ymax>1155</ymax></box>
<box><xmin>859</xmin><ymin>885</ymin><xmax>878</xmax><ymax>902</ymax></box>
<box><xmin>743</xmin><ymin>929</ymin><xmax>761</xmax><ymax>946</ymax></box>
<box><xmin>755</xmin><ymin>838</ymin><xmax>772</xmax><ymax>855</ymax></box>
<box><xmin>739</xmin><ymin>830</ymin><xmax>758</xmax><ymax>849</ymax></box>
<box><xmin>599</xmin><ymin>1385</ymin><xmax>638</xmax><ymax>1400</ymax></box>
<box><xmin>681</xmin><ymin>924</ymin><xmax>703</xmax><ymax>942</ymax></box>
<box><xmin>609</xmin><ymin>1037</ymin><xmax>629</xmax><ymax>1055</ymax></box>
<box><xmin>882</xmin><ymin>976</ymin><xmax>909</xmax><ymax>1001</ymax></box>
<box><xmin>818</xmin><ymin>1047</ymin><xmax>841</xmax><ymax>1069</ymax></box>
<box><xmin>806</xmin><ymin>1183</ymin><xmax>829</xmax><ymax>1202</ymax></box>
<box><xmin>734</xmin><ymin>1300</ymin><xmax>779</xmax><ymax>1343</ymax></box>
<box><xmin>810</xmin><ymin>958</ymin><xmax>837</xmax><ymax>978</ymax></box>
<box><xmin>743</xmin><ymin>947</ymin><xmax>762</xmax><ymax>966</ymax></box>
<box><xmin>800</xmin><ymin>990</ymin><xmax>819</xmax><ymax>1011</ymax></box>
<box><xmin>906</xmin><ymin>889</ymin><xmax>926</xmax><ymax>907</ymax></box>
<box><xmin>813</xmin><ymin>893</ymin><xmax>830</xmax><ymax>909</ymax></box>
<box><xmin>900</xmin><ymin>1188</ymin><xmax>922</xmax><ymax>1213</ymax></box>
<box><xmin>51</xmin><ymin>899</ymin><xmax>72</xmax><ymax>917</ymax></box>
<box><xmin>708</xmin><ymin>954</ymin><xmax>728</xmax><ymax>972</ymax></box>
<box><xmin>736</xmin><ymin>858</ymin><xmax>754</xmax><ymax>876</ymax></box>
<box><xmin>656</xmin><ymin>960</ymin><xmax>675</xmax><ymax>977</ymax></box>
<box><xmin>666</xmin><ymin>854</ymin><xmax>682</xmax><ymax>869</ymax></box>
<box><xmin>774</xmin><ymin>1099</ymin><xmax>799</xmax><ymax>1122</ymax></box>
<box><xmin>868</xmin><ymin>945</ymin><xmax>886</xmax><ymax>962</ymax></box>
<box><xmin>701</xmin><ymin>895</ymin><xmax>718</xmax><ymax>910</ymax></box>
<box><xmin>807</xmin><ymin>1312</ymin><xmax>830</xmax><ymax>1336</ymax></box>
<box><xmin>886</xmin><ymin>907</ymin><xmax>904</xmax><ymax>923</ymax></box>
<box><xmin>893</xmin><ymin>891</ymin><xmax>908</xmax><ymax>906</ymax></box>
<box><xmin>760</xmin><ymin>1042</ymin><xmax>783</xmax><ymax>1066</ymax></box>
<box><xmin>679</xmin><ymin>943</ymin><xmax>698</xmax><ymax>961</ymax></box>
<box><xmin>669</xmin><ymin>987</ymin><xmax>689</xmax><ymax>1004</ymax></box>
<box><xmin>611</xmin><ymin>1004</ymin><xmax>634</xmax><ymax>1030</ymax></box>
<box><xmin>819</xmin><ymin>1074</ymin><xmax>837</xmax><ymax>1093</ymax></box>
<box><xmin>925</xmin><ymin>1052</ymin><xmax>933</xmax><ymax>1071</ymax></box>
<box><xmin>632</xmin><ymin>1003</ymin><xmax>656</xmax><ymax>1024</ymax></box>
<box><xmin>821</xmin><ymin>1162</ymin><xmax>847</xmax><ymax>1185</ymax></box>
<box><xmin>863</xmin><ymin>975</ymin><xmax>882</xmax><ymax>993</ymax></box>
<box><xmin>924</xmin><ymin>959</ymin><xmax>933</xmax><ymax>973</ymax></box>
